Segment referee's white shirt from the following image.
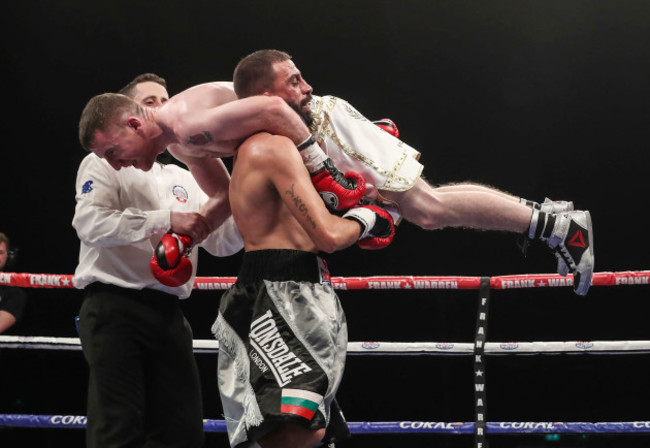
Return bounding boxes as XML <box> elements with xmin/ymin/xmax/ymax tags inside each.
<box><xmin>72</xmin><ymin>154</ymin><xmax>243</xmax><ymax>298</ymax></box>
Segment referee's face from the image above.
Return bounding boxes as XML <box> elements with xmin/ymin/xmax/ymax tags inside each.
<box><xmin>132</xmin><ymin>82</ymin><xmax>169</xmax><ymax>109</ymax></box>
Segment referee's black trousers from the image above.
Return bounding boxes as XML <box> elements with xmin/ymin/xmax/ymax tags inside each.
<box><xmin>78</xmin><ymin>283</ymin><xmax>204</xmax><ymax>448</ymax></box>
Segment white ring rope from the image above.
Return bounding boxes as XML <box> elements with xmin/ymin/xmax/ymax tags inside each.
<box><xmin>3</xmin><ymin>336</ymin><xmax>650</xmax><ymax>355</ymax></box>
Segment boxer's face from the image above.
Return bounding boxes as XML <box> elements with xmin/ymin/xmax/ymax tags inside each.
<box><xmin>89</xmin><ymin>81</ymin><xmax>169</xmax><ymax>171</ymax></box>
<box><xmin>269</xmin><ymin>59</ymin><xmax>313</xmax><ymax>116</ymax></box>
<box><xmin>90</xmin><ymin>117</ymin><xmax>158</xmax><ymax>172</ymax></box>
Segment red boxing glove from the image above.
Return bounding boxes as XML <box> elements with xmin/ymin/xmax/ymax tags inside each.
<box><xmin>373</xmin><ymin>118</ymin><xmax>400</xmax><ymax>139</ymax></box>
<box><xmin>149</xmin><ymin>233</ymin><xmax>194</xmax><ymax>287</ymax></box>
<box><xmin>343</xmin><ymin>205</ymin><xmax>395</xmax><ymax>250</ymax></box>
<box><xmin>311</xmin><ymin>159</ymin><xmax>366</xmax><ymax>211</ymax></box>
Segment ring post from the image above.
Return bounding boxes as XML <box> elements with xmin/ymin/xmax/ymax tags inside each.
<box><xmin>474</xmin><ymin>277</ymin><xmax>491</xmax><ymax>447</ymax></box>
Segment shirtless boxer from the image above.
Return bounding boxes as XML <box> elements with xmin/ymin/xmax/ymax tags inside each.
<box><xmin>213</xmin><ymin>130</ymin><xmax>394</xmax><ymax>447</ymax></box>
<box><xmin>231</xmin><ymin>49</ymin><xmax>595</xmax><ymax>296</ymax></box>
<box><xmin>78</xmin><ymin>82</ymin><xmax>365</xmax><ymax>219</ymax></box>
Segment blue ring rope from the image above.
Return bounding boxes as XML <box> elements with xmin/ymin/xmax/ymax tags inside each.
<box><xmin>2</xmin><ymin>415</ymin><xmax>650</xmax><ymax>434</ymax></box>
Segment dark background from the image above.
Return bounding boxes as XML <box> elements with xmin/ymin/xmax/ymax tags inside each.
<box><xmin>1</xmin><ymin>1</ymin><xmax>649</xmax><ymax>447</ymax></box>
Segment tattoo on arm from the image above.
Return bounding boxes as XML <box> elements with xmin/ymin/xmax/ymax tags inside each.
<box><xmin>285</xmin><ymin>184</ymin><xmax>316</xmax><ymax>229</ymax></box>
<box><xmin>187</xmin><ymin>131</ymin><xmax>214</xmax><ymax>146</ymax></box>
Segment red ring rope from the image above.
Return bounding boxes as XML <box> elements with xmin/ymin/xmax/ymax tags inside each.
<box><xmin>1</xmin><ymin>271</ymin><xmax>648</xmax><ymax>290</ymax></box>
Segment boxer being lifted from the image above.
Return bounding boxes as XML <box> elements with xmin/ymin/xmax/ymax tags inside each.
<box><xmin>232</xmin><ymin>49</ymin><xmax>595</xmax><ymax>296</ymax></box>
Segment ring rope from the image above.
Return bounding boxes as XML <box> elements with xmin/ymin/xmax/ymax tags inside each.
<box><xmin>2</xmin><ymin>414</ymin><xmax>650</xmax><ymax>434</ymax></box>
<box><xmin>3</xmin><ymin>270</ymin><xmax>648</xmax><ymax>442</ymax></box>
<box><xmin>3</xmin><ymin>336</ymin><xmax>650</xmax><ymax>355</ymax></box>
<box><xmin>1</xmin><ymin>270</ymin><xmax>648</xmax><ymax>290</ymax></box>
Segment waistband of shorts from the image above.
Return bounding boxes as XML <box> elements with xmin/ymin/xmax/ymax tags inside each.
<box><xmin>84</xmin><ymin>282</ymin><xmax>178</xmax><ymax>304</ymax></box>
<box><xmin>236</xmin><ymin>249</ymin><xmax>328</xmax><ymax>283</ymax></box>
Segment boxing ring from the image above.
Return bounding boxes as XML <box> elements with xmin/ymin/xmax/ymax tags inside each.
<box><xmin>1</xmin><ymin>270</ymin><xmax>650</xmax><ymax>447</ymax></box>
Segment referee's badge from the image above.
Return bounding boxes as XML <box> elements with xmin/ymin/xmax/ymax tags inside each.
<box><xmin>172</xmin><ymin>185</ymin><xmax>188</xmax><ymax>203</ymax></box>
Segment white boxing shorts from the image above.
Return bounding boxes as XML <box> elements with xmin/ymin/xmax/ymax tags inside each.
<box><xmin>309</xmin><ymin>95</ymin><xmax>424</xmax><ymax>222</ymax></box>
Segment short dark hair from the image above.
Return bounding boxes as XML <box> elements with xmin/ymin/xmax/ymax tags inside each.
<box><xmin>118</xmin><ymin>73</ymin><xmax>168</xmax><ymax>98</ymax></box>
<box><xmin>78</xmin><ymin>93</ymin><xmax>139</xmax><ymax>152</ymax></box>
<box><xmin>233</xmin><ymin>49</ymin><xmax>292</xmax><ymax>98</ymax></box>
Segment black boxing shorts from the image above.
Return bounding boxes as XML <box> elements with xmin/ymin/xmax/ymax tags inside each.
<box><xmin>212</xmin><ymin>249</ymin><xmax>349</xmax><ymax>447</ymax></box>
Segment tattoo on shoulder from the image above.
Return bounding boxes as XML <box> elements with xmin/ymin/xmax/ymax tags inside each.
<box><xmin>187</xmin><ymin>131</ymin><xmax>213</xmax><ymax>146</ymax></box>
<box><xmin>285</xmin><ymin>184</ymin><xmax>316</xmax><ymax>229</ymax></box>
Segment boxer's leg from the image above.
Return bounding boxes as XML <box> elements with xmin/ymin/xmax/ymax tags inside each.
<box><xmin>383</xmin><ymin>178</ymin><xmax>532</xmax><ymax>232</ymax></box>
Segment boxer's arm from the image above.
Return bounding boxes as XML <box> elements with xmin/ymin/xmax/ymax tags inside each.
<box><xmin>169</xmin><ymin>211</ymin><xmax>211</xmax><ymax>245</ymax></box>
<box><xmin>343</xmin><ymin>205</ymin><xmax>395</xmax><ymax>250</ymax></box>
<box><xmin>176</xmin><ymin>88</ymin><xmax>365</xmax><ymax>212</ymax></box>
<box><xmin>180</xmin><ymin>156</ymin><xmax>232</xmax><ymax>233</ymax></box>
<box><xmin>186</xmin><ymin>163</ymin><xmax>243</xmax><ymax>256</ymax></box>
<box><xmin>179</xmin><ymin>95</ymin><xmax>311</xmax><ymax>147</ymax></box>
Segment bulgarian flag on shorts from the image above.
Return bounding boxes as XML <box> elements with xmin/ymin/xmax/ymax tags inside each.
<box><xmin>281</xmin><ymin>389</ymin><xmax>323</xmax><ymax>420</ymax></box>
